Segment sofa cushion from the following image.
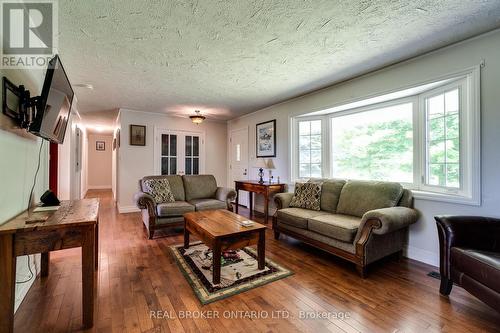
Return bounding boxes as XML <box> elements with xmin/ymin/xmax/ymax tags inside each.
<box><xmin>188</xmin><ymin>198</ymin><xmax>226</xmax><ymax>211</ymax></box>
<box><xmin>142</xmin><ymin>178</ymin><xmax>175</xmax><ymax>204</ymax></box>
<box><xmin>320</xmin><ymin>179</ymin><xmax>346</xmax><ymax>213</ymax></box>
<box><xmin>290</xmin><ymin>181</ymin><xmax>323</xmax><ymax>211</ymax></box>
<box><xmin>336</xmin><ymin>180</ymin><xmax>404</xmax><ymax>217</ymax></box>
<box><xmin>142</xmin><ymin>175</ymin><xmax>185</xmax><ymax>201</ymax></box>
<box><xmin>157</xmin><ymin>201</ymin><xmax>194</xmax><ymax>217</ymax></box>
<box><xmin>183</xmin><ymin>175</ymin><xmax>218</xmax><ymax>201</ymax></box>
<box><xmin>308</xmin><ymin>214</ymin><xmax>361</xmax><ymax>242</ymax></box>
<box><xmin>277</xmin><ymin>208</ymin><xmax>329</xmax><ymax>229</ymax></box>
<box><xmin>451</xmin><ymin>247</ymin><xmax>500</xmax><ymax>293</ymax></box>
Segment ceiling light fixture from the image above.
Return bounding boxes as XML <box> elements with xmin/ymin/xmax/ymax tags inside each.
<box><xmin>189</xmin><ymin>110</ymin><xmax>206</xmax><ymax>124</ymax></box>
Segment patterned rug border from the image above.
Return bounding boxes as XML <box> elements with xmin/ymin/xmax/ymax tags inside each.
<box><xmin>170</xmin><ymin>242</ymin><xmax>293</xmax><ymax>305</ymax></box>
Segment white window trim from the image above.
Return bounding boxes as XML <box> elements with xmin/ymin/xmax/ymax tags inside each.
<box><xmin>291</xmin><ymin>116</ymin><xmax>329</xmax><ymax>180</ymax></box>
<box><xmin>289</xmin><ymin>66</ymin><xmax>481</xmax><ymax>206</ymax></box>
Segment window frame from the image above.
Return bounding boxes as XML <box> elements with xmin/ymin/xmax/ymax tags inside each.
<box><xmin>291</xmin><ymin>115</ymin><xmax>329</xmax><ymax>180</ymax></box>
<box><xmin>290</xmin><ymin>66</ymin><xmax>481</xmax><ymax>205</ymax></box>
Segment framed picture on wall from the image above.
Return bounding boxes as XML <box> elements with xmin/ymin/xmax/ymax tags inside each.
<box><xmin>96</xmin><ymin>141</ymin><xmax>105</xmax><ymax>151</ymax></box>
<box><xmin>130</xmin><ymin>125</ymin><xmax>146</xmax><ymax>146</ymax></box>
<box><xmin>256</xmin><ymin>119</ymin><xmax>276</xmax><ymax>157</ymax></box>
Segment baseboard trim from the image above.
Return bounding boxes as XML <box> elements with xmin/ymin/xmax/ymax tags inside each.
<box><xmin>118</xmin><ymin>205</ymin><xmax>140</xmax><ymax>214</ymax></box>
<box><xmin>404</xmin><ymin>245</ymin><xmax>439</xmax><ymax>268</ymax></box>
<box><xmin>88</xmin><ymin>185</ymin><xmax>112</xmax><ymax>190</ymax></box>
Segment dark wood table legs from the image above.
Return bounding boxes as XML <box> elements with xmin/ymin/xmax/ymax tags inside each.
<box><xmin>0</xmin><ymin>234</ymin><xmax>15</xmax><ymax>333</ymax></box>
<box><xmin>258</xmin><ymin>229</ymin><xmax>266</xmax><ymax>270</ymax></box>
<box><xmin>212</xmin><ymin>241</ymin><xmax>222</xmax><ymax>285</ymax></box>
<box><xmin>82</xmin><ymin>225</ymin><xmax>95</xmax><ymax>329</ymax></box>
<box><xmin>41</xmin><ymin>252</ymin><xmax>50</xmax><ymax>277</ymax></box>
<box><xmin>184</xmin><ymin>222</ymin><xmax>190</xmax><ymax>249</ymax></box>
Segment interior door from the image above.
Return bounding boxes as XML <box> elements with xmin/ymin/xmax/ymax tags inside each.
<box><xmin>158</xmin><ymin>130</ymin><xmax>204</xmax><ymax>176</ymax></box>
<box><xmin>230</xmin><ymin>128</ymin><xmax>249</xmax><ymax>207</ymax></box>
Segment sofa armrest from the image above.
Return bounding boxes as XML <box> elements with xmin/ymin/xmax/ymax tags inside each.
<box><xmin>362</xmin><ymin>207</ymin><xmax>419</xmax><ymax>235</ymax></box>
<box><xmin>216</xmin><ymin>187</ymin><xmax>237</xmax><ymax>209</ymax></box>
<box><xmin>274</xmin><ymin>193</ymin><xmax>294</xmax><ymax>210</ymax></box>
<box><xmin>134</xmin><ymin>192</ymin><xmax>156</xmax><ymax>216</ymax></box>
<box><xmin>435</xmin><ymin>215</ymin><xmax>500</xmax><ymax>279</ymax></box>
<box><xmin>353</xmin><ymin>207</ymin><xmax>418</xmax><ymax>260</ymax></box>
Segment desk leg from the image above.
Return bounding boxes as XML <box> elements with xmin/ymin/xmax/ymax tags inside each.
<box><xmin>264</xmin><ymin>190</ymin><xmax>269</xmax><ymax>224</ymax></box>
<box><xmin>249</xmin><ymin>192</ymin><xmax>253</xmax><ymax>217</ymax></box>
<box><xmin>0</xmin><ymin>234</ymin><xmax>15</xmax><ymax>333</ymax></box>
<box><xmin>258</xmin><ymin>229</ymin><xmax>265</xmax><ymax>270</ymax></box>
<box><xmin>213</xmin><ymin>241</ymin><xmax>221</xmax><ymax>285</ymax></box>
<box><xmin>95</xmin><ymin>218</ymin><xmax>99</xmax><ymax>270</ymax></box>
<box><xmin>235</xmin><ymin>188</ymin><xmax>239</xmax><ymax>214</ymax></box>
<box><xmin>82</xmin><ymin>226</ymin><xmax>95</xmax><ymax>329</ymax></box>
<box><xmin>41</xmin><ymin>252</ymin><xmax>50</xmax><ymax>277</ymax></box>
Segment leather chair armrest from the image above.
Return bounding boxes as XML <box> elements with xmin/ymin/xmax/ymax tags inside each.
<box><xmin>216</xmin><ymin>187</ymin><xmax>237</xmax><ymax>209</ymax></box>
<box><xmin>435</xmin><ymin>215</ymin><xmax>500</xmax><ymax>279</ymax></box>
<box><xmin>134</xmin><ymin>192</ymin><xmax>156</xmax><ymax>215</ymax></box>
<box><xmin>435</xmin><ymin>215</ymin><xmax>500</xmax><ymax>251</ymax></box>
<box><xmin>274</xmin><ymin>193</ymin><xmax>294</xmax><ymax>210</ymax></box>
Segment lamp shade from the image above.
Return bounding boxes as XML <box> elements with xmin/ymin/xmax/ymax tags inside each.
<box><xmin>254</xmin><ymin>158</ymin><xmax>267</xmax><ymax>168</ymax></box>
<box><xmin>266</xmin><ymin>159</ymin><xmax>276</xmax><ymax>169</ymax></box>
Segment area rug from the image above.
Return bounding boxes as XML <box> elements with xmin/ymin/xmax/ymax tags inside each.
<box><xmin>170</xmin><ymin>241</ymin><xmax>293</xmax><ymax>304</ymax></box>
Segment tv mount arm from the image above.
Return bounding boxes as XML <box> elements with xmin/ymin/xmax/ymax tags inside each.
<box><xmin>2</xmin><ymin>77</ymin><xmax>43</xmax><ymax>130</ymax></box>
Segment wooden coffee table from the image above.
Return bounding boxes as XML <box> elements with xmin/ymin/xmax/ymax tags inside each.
<box><xmin>183</xmin><ymin>209</ymin><xmax>266</xmax><ymax>284</ymax></box>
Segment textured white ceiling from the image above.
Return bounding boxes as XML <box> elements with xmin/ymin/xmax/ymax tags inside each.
<box><xmin>58</xmin><ymin>0</ymin><xmax>500</xmax><ymax>125</ymax></box>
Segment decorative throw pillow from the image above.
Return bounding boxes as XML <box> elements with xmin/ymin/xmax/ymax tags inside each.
<box><xmin>142</xmin><ymin>178</ymin><xmax>175</xmax><ymax>204</ymax></box>
<box><xmin>289</xmin><ymin>181</ymin><xmax>323</xmax><ymax>211</ymax></box>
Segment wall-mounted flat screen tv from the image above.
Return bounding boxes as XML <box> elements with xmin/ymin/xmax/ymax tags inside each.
<box><xmin>29</xmin><ymin>55</ymin><xmax>74</xmax><ymax>144</ymax></box>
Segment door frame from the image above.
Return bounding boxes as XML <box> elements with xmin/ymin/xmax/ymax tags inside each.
<box><xmin>153</xmin><ymin>127</ymin><xmax>206</xmax><ymax>175</ymax></box>
<box><xmin>229</xmin><ymin>126</ymin><xmax>249</xmax><ymax>206</ymax></box>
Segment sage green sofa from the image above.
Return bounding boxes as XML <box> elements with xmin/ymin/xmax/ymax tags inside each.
<box><xmin>134</xmin><ymin>175</ymin><xmax>236</xmax><ymax>239</ymax></box>
<box><xmin>273</xmin><ymin>179</ymin><xmax>418</xmax><ymax>277</ymax></box>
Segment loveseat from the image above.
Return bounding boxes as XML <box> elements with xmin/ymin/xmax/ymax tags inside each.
<box><xmin>435</xmin><ymin>215</ymin><xmax>500</xmax><ymax>311</ymax></box>
<box><xmin>273</xmin><ymin>179</ymin><xmax>418</xmax><ymax>277</ymax></box>
<box><xmin>134</xmin><ymin>175</ymin><xmax>236</xmax><ymax>239</ymax></box>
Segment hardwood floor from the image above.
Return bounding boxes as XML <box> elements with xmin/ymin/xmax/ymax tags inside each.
<box><xmin>14</xmin><ymin>190</ymin><xmax>499</xmax><ymax>332</ymax></box>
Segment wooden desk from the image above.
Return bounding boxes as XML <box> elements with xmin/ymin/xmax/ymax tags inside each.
<box><xmin>0</xmin><ymin>199</ymin><xmax>99</xmax><ymax>333</ymax></box>
<box><xmin>234</xmin><ymin>180</ymin><xmax>286</xmax><ymax>223</ymax></box>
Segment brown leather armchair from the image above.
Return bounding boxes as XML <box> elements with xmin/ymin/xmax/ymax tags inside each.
<box><xmin>435</xmin><ymin>215</ymin><xmax>500</xmax><ymax>311</ymax></box>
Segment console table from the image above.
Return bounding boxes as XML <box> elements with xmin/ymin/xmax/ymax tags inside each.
<box><xmin>234</xmin><ymin>180</ymin><xmax>286</xmax><ymax>223</ymax></box>
<box><xmin>0</xmin><ymin>199</ymin><xmax>99</xmax><ymax>333</ymax></box>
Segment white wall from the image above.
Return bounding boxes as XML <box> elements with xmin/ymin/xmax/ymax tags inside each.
<box><xmin>0</xmin><ymin>67</ymin><xmax>48</xmax><ymax>311</ymax></box>
<box><xmin>58</xmin><ymin>110</ymin><xmax>86</xmax><ymax>200</ymax></box>
<box><xmin>228</xmin><ymin>29</ymin><xmax>500</xmax><ymax>267</ymax></box>
<box><xmin>117</xmin><ymin>109</ymin><xmax>227</xmax><ymax>212</ymax></box>
<box><xmin>87</xmin><ymin>134</ymin><xmax>113</xmax><ymax>189</ymax></box>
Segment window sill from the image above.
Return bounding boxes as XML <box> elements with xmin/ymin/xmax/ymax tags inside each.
<box><xmin>411</xmin><ymin>190</ymin><xmax>480</xmax><ymax>206</ymax></box>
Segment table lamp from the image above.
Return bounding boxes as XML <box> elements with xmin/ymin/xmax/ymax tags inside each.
<box><xmin>266</xmin><ymin>159</ymin><xmax>276</xmax><ymax>183</ymax></box>
<box><xmin>254</xmin><ymin>158</ymin><xmax>267</xmax><ymax>184</ymax></box>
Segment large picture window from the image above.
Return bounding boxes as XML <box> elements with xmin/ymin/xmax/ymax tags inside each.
<box><xmin>331</xmin><ymin>102</ymin><xmax>413</xmax><ymax>183</ymax></box>
<box><xmin>291</xmin><ymin>68</ymin><xmax>480</xmax><ymax>205</ymax></box>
